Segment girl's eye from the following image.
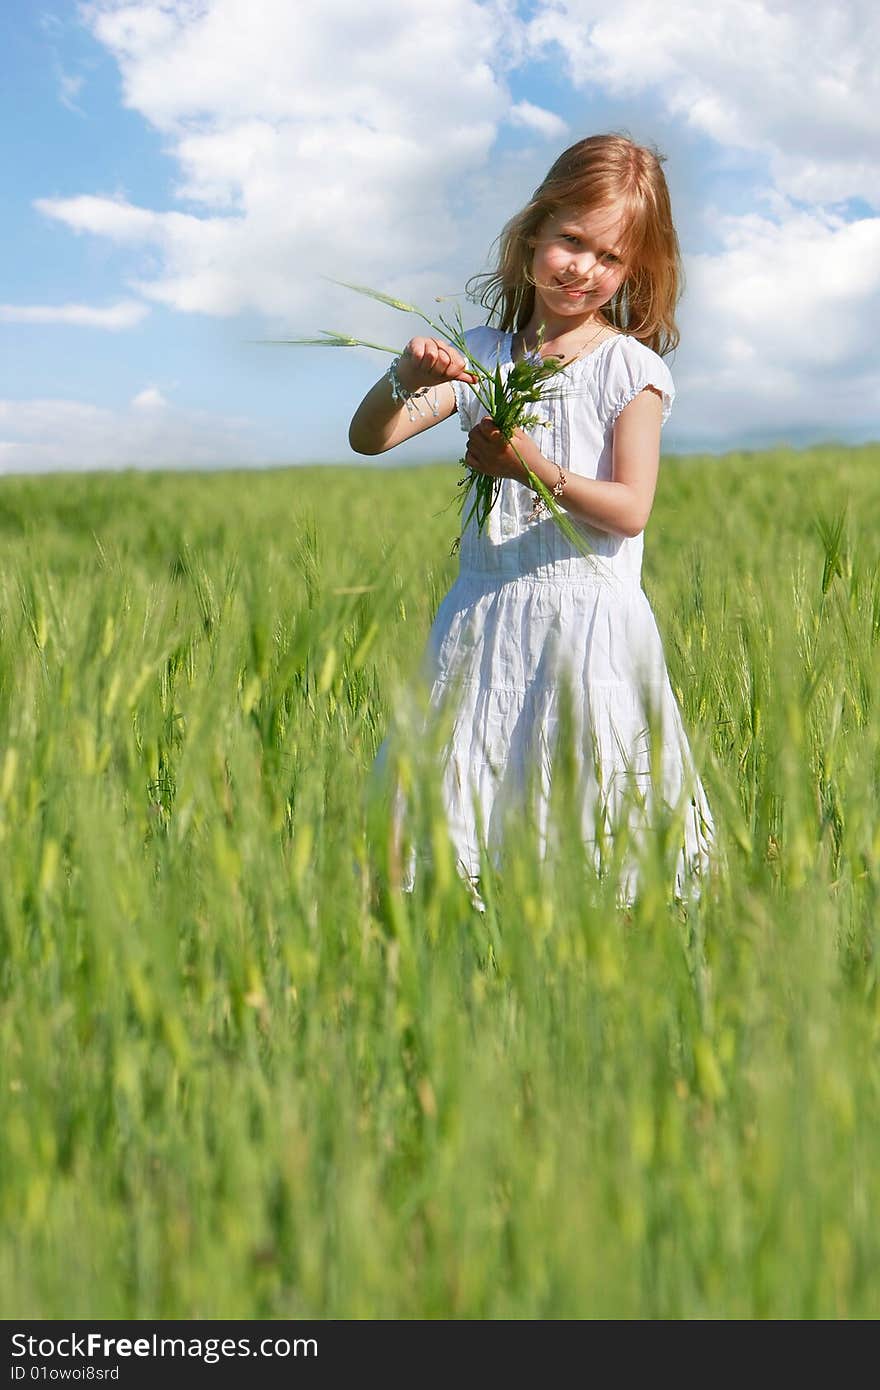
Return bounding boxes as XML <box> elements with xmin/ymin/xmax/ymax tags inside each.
<box><xmin>560</xmin><ymin>235</ymin><xmax>620</xmax><ymax>263</ymax></box>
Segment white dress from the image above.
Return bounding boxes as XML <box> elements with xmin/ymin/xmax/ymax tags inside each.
<box><xmin>403</xmin><ymin>325</ymin><xmax>714</xmax><ymax>903</ymax></box>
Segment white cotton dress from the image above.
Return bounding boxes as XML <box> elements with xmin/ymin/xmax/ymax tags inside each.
<box><xmin>402</xmin><ymin>325</ymin><xmax>715</xmax><ymax>903</ymax></box>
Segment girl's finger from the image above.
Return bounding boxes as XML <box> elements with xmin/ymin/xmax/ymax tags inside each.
<box><xmin>433</xmin><ymin>350</ymin><xmax>455</xmax><ymax>378</ymax></box>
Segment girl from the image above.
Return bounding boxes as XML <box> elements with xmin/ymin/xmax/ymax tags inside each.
<box><xmin>350</xmin><ymin>134</ymin><xmax>715</xmax><ymax>905</ymax></box>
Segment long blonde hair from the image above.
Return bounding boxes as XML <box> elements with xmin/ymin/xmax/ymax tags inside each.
<box><xmin>467</xmin><ymin>134</ymin><xmax>682</xmax><ymax>355</ymax></box>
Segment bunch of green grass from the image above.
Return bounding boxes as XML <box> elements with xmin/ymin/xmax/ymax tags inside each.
<box><xmin>450</xmin><ymin>340</ymin><xmax>572</xmax><ymax>538</ymax></box>
<box><xmin>264</xmin><ymin>281</ymin><xmax>588</xmax><ymax>553</ymax></box>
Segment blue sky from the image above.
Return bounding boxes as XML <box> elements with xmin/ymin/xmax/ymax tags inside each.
<box><xmin>1</xmin><ymin>0</ymin><xmax>877</xmax><ymax>472</ymax></box>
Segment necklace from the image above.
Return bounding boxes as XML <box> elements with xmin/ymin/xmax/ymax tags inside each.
<box><xmin>517</xmin><ymin>322</ymin><xmax>614</xmax><ymax>366</ymax></box>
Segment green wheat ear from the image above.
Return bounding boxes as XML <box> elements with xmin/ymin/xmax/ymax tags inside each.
<box><xmin>258</xmin><ymin>330</ymin><xmax>402</xmax><ymax>355</ymax></box>
<box><xmin>259</xmin><ymin>282</ymin><xmax>595</xmax><ymax>560</ymax></box>
<box><xmin>323</xmin><ymin>277</ymin><xmax>422</xmax><ymax>317</ymax></box>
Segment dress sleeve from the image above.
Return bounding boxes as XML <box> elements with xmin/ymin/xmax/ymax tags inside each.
<box><xmin>603</xmin><ymin>337</ymin><xmax>676</xmax><ymax>428</ymax></box>
<box><xmin>450</xmin><ymin>372</ymin><xmax>478</xmax><ymax>433</ymax></box>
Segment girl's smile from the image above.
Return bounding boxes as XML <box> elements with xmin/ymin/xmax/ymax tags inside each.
<box><xmin>556</xmin><ymin>281</ymin><xmax>597</xmax><ymax>299</ymax></box>
<box><xmin>529</xmin><ymin>199</ymin><xmax>629</xmax><ymax>334</ymax></box>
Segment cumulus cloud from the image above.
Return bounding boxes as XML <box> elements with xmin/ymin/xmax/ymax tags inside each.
<box><xmin>0</xmin><ymin>396</ymin><xmax>286</xmax><ymax>473</ymax></box>
<box><xmin>528</xmin><ymin>0</ymin><xmax>880</xmax><ymax>206</ymax></box>
<box><xmin>37</xmin><ymin>0</ymin><xmax>523</xmax><ymax>325</ymax></box>
<box><xmin>20</xmin><ymin>0</ymin><xmax>877</xmax><ymax>456</ymax></box>
<box><xmin>131</xmin><ymin>386</ymin><xmax>167</xmax><ymax>409</ymax></box>
<box><xmin>508</xmin><ymin>101</ymin><xmax>568</xmax><ymax>139</ymax></box>
<box><xmin>0</xmin><ymin>300</ymin><xmax>149</xmax><ymax>329</ymax></box>
<box><xmin>34</xmin><ymin>194</ymin><xmax>177</xmax><ymax>242</ymax></box>
<box><xmin>672</xmin><ymin>204</ymin><xmax>880</xmax><ymax>443</ymax></box>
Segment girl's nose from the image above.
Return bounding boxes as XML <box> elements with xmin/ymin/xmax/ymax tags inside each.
<box><xmin>568</xmin><ymin>251</ymin><xmax>596</xmax><ymax>275</ymax></box>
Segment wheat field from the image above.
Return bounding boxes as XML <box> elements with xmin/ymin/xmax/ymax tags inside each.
<box><xmin>1</xmin><ymin>444</ymin><xmax>879</xmax><ymax>1317</ymax></box>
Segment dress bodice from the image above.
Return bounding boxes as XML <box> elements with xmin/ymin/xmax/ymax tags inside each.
<box><xmin>451</xmin><ymin>327</ymin><xmax>675</xmax><ymax>587</ymax></box>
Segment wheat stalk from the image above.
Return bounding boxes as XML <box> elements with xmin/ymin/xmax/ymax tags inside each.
<box><xmin>262</xmin><ymin>281</ymin><xmax>593</xmax><ymax>558</ymax></box>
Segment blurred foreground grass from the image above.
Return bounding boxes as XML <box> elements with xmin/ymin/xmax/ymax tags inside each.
<box><xmin>1</xmin><ymin>444</ymin><xmax>879</xmax><ymax>1317</ymax></box>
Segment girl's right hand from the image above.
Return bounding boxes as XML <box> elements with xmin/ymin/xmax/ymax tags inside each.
<box><xmin>395</xmin><ymin>337</ymin><xmax>478</xmax><ymax>392</ymax></box>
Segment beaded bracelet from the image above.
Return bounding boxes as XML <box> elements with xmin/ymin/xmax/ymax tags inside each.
<box><xmin>388</xmin><ymin>356</ymin><xmax>442</xmax><ymax>421</ymax></box>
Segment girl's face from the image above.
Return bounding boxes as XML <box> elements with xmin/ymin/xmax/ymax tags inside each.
<box><xmin>529</xmin><ymin>199</ymin><xmax>629</xmax><ymax>326</ymax></box>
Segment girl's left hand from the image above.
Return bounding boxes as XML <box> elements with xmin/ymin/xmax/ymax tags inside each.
<box><xmin>464</xmin><ymin>420</ymin><xmax>543</xmax><ymax>481</ymax></box>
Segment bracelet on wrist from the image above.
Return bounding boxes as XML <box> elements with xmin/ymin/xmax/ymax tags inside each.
<box><xmin>527</xmin><ymin>461</ymin><xmax>567</xmax><ymax>521</ymax></box>
<box><xmin>388</xmin><ymin>356</ymin><xmax>441</xmax><ymax>421</ymax></box>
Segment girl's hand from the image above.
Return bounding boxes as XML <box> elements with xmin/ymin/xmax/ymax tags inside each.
<box><xmin>465</xmin><ymin>419</ymin><xmax>544</xmax><ymax>482</ymax></box>
<box><xmin>396</xmin><ymin>338</ymin><xmax>478</xmax><ymax>393</ymax></box>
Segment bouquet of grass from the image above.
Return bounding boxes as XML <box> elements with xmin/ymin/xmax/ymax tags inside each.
<box><xmin>268</xmin><ymin>281</ymin><xmax>591</xmax><ymax>556</ymax></box>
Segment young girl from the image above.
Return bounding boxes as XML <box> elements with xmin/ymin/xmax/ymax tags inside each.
<box><xmin>350</xmin><ymin>134</ymin><xmax>715</xmax><ymax>905</ymax></box>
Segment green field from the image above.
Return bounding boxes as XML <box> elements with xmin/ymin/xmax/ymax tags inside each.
<box><xmin>1</xmin><ymin>444</ymin><xmax>879</xmax><ymax>1318</ymax></box>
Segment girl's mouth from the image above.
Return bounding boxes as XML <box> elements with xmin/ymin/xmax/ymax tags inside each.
<box><xmin>555</xmin><ymin>280</ymin><xmax>592</xmax><ymax>298</ymax></box>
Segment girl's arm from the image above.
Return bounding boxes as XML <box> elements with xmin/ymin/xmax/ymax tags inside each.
<box><xmin>464</xmin><ymin>387</ymin><xmax>664</xmax><ymax>538</ymax></box>
<box><xmin>348</xmin><ymin>338</ymin><xmax>476</xmax><ymax>455</ymax></box>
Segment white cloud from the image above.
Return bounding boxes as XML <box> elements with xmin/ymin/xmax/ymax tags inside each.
<box><xmin>34</xmin><ymin>194</ymin><xmax>180</xmax><ymax>242</ymax></box>
<box><xmin>38</xmin><ymin>0</ymin><xmax>524</xmax><ymax>324</ymax></box>
<box><xmin>672</xmin><ymin>205</ymin><xmax>880</xmax><ymax>442</ymax></box>
<box><xmin>529</xmin><ymin>0</ymin><xmax>880</xmax><ymax>206</ymax></box>
<box><xmin>21</xmin><ymin>0</ymin><xmax>878</xmax><ymax>456</ymax></box>
<box><xmin>508</xmin><ymin>101</ymin><xmax>568</xmax><ymax>139</ymax></box>
<box><xmin>57</xmin><ymin>70</ymin><xmax>85</xmax><ymax>113</ymax></box>
<box><xmin>0</xmin><ymin>300</ymin><xmax>149</xmax><ymax>329</ymax></box>
<box><xmin>131</xmin><ymin>386</ymin><xmax>167</xmax><ymax>409</ymax></box>
<box><xmin>0</xmin><ymin>396</ymin><xmax>286</xmax><ymax>472</ymax></box>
